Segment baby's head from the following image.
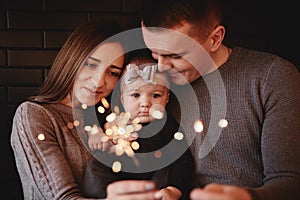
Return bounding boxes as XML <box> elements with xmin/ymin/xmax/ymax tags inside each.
<box><xmin>120</xmin><ymin>53</ymin><xmax>170</xmax><ymax>123</ymax></box>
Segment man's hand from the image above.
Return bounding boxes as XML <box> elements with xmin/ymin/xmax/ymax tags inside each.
<box><xmin>190</xmin><ymin>183</ymin><xmax>252</xmax><ymax>200</ymax></box>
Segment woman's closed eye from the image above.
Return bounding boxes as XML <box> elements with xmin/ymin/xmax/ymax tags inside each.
<box><xmin>84</xmin><ymin>61</ymin><xmax>98</xmax><ymax>68</ymax></box>
<box><xmin>108</xmin><ymin>70</ymin><xmax>121</xmax><ymax>78</ymax></box>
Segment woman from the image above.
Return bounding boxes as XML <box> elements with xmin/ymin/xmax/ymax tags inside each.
<box><xmin>10</xmin><ymin>20</ymin><xmax>126</xmax><ymax>199</ymax></box>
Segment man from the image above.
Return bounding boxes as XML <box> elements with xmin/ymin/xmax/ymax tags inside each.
<box><xmin>106</xmin><ymin>0</ymin><xmax>300</xmax><ymax>199</ymax></box>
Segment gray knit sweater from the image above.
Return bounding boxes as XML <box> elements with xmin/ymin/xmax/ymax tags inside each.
<box><xmin>167</xmin><ymin>46</ymin><xmax>300</xmax><ymax>200</ymax></box>
<box><xmin>10</xmin><ymin>102</ymin><xmax>97</xmax><ymax>199</ymax></box>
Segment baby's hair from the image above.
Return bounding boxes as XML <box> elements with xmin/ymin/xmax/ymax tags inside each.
<box><xmin>120</xmin><ymin>49</ymin><xmax>170</xmax><ymax>92</ymax></box>
<box><xmin>126</xmin><ymin>49</ymin><xmax>156</xmax><ymax>66</ymax></box>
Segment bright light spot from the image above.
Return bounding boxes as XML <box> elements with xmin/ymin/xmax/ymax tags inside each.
<box><xmin>151</xmin><ymin>110</ymin><xmax>163</xmax><ymax>119</ymax></box>
<box><xmin>67</xmin><ymin>122</ymin><xmax>74</xmax><ymax>129</ymax></box>
<box><xmin>118</xmin><ymin>127</ymin><xmax>125</xmax><ymax>135</ymax></box>
<box><xmin>105</xmin><ymin>128</ymin><xmax>113</xmax><ymax>136</ymax></box>
<box><xmin>101</xmin><ymin>136</ymin><xmax>109</xmax><ymax>142</ymax></box>
<box><xmin>73</xmin><ymin>120</ymin><xmax>80</xmax><ymax>127</ymax></box>
<box><xmin>134</xmin><ymin>124</ymin><xmax>142</xmax><ymax>132</ymax></box>
<box><xmin>106</xmin><ymin>113</ymin><xmax>117</xmax><ymax>122</ymax></box>
<box><xmin>218</xmin><ymin>119</ymin><xmax>228</xmax><ymax>128</ymax></box>
<box><xmin>115</xmin><ymin>146</ymin><xmax>125</xmax><ymax>156</ymax></box>
<box><xmin>132</xmin><ymin>117</ymin><xmax>140</xmax><ymax>124</ymax></box>
<box><xmin>174</xmin><ymin>132</ymin><xmax>184</xmax><ymax>140</ymax></box>
<box><xmin>91</xmin><ymin>125</ymin><xmax>99</xmax><ymax>135</ymax></box>
<box><xmin>101</xmin><ymin>98</ymin><xmax>110</xmax><ymax>108</ymax></box>
<box><xmin>97</xmin><ymin>106</ymin><xmax>105</xmax><ymax>114</ymax></box>
<box><xmin>124</xmin><ymin>146</ymin><xmax>135</xmax><ymax>157</ymax></box>
<box><xmin>125</xmin><ymin>125</ymin><xmax>134</xmax><ymax>133</ymax></box>
<box><xmin>37</xmin><ymin>133</ymin><xmax>45</xmax><ymax>140</ymax></box>
<box><xmin>81</xmin><ymin>104</ymin><xmax>87</xmax><ymax>109</ymax></box>
<box><xmin>154</xmin><ymin>150</ymin><xmax>162</xmax><ymax>158</ymax></box>
<box><xmin>114</xmin><ymin>105</ymin><xmax>120</xmax><ymax>114</ymax></box>
<box><xmin>194</xmin><ymin>120</ymin><xmax>204</xmax><ymax>132</ymax></box>
<box><xmin>112</xmin><ymin>161</ymin><xmax>122</xmax><ymax>173</ymax></box>
<box><xmin>84</xmin><ymin>125</ymin><xmax>92</xmax><ymax>132</ymax></box>
<box><xmin>131</xmin><ymin>141</ymin><xmax>140</xmax><ymax>150</ymax></box>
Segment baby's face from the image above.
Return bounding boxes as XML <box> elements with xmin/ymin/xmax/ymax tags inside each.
<box><xmin>121</xmin><ymin>78</ymin><xmax>169</xmax><ymax>123</ymax></box>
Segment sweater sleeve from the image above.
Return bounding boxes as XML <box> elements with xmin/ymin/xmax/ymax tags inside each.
<box><xmin>247</xmin><ymin>58</ymin><xmax>300</xmax><ymax>199</ymax></box>
<box><xmin>10</xmin><ymin>102</ymin><xmax>98</xmax><ymax>200</ymax></box>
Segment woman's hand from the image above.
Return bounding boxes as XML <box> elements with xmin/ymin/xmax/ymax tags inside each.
<box><xmin>190</xmin><ymin>183</ymin><xmax>252</xmax><ymax>200</ymax></box>
<box><xmin>106</xmin><ymin>180</ymin><xmax>158</xmax><ymax>200</ymax></box>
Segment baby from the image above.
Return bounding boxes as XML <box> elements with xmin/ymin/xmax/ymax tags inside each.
<box><xmin>83</xmin><ymin>50</ymin><xmax>195</xmax><ymax>200</ymax></box>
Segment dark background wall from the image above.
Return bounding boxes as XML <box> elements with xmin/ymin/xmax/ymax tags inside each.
<box><xmin>0</xmin><ymin>0</ymin><xmax>298</xmax><ymax>199</ymax></box>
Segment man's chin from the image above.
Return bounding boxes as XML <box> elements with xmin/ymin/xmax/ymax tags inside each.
<box><xmin>170</xmin><ymin>77</ymin><xmax>190</xmax><ymax>85</ymax></box>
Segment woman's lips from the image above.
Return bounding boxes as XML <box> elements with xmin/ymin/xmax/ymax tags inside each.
<box><xmin>85</xmin><ymin>87</ymin><xmax>102</xmax><ymax>96</ymax></box>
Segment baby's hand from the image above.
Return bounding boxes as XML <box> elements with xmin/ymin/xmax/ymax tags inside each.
<box><xmin>87</xmin><ymin>127</ymin><xmax>112</xmax><ymax>151</ymax></box>
<box><xmin>154</xmin><ymin>186</ymin><xmax>182</xmax><ymax>200</ymax></box>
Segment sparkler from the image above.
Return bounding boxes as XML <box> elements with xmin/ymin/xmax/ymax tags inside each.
<box><xmin>36</xmin><ymin>97</ymin><xmax>191</xmax><ymax>173</ymax></box>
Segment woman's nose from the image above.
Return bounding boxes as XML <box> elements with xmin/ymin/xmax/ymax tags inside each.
<box><xmin>91</xmin><ymin>71</ymin><xmax>105</xmax><ymax>88</ymax></box>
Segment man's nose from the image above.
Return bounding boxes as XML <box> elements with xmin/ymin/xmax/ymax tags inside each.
<box><xmin>157</xmin><ymin>56</ymin><xmax>172</xmax><ymax>72</ymax></box>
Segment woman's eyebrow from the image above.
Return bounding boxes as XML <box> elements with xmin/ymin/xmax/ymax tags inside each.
<box><xmin>88</xmin><ymin>56</ymin><xmax>123</xmax><ymax>71</ymax></box>
<box><xmin>110</xmin><ymin>65</ymin><xmax>123</xmax><ymax>70</ymax></box>
<box><xmin>88</xmin><ymin>56</ymin><xmax>101</xmax><ymax>63</ymax></box>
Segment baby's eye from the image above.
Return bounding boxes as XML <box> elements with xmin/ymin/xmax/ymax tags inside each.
<box><xmin>131</xmin><ymin>93</ymin><xmax>140</xmax><ymax>98</ymax></box>
<box><xmin>152</xmin><ymin>93</ymin><xmax>162</xmax><ymax>98</ymax></box>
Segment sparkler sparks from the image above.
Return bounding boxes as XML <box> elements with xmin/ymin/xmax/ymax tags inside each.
<box><xmin>55</xmin><ymin>97</ymin><xmax>193</xmax><ymax>173</ymax></box>
<box><xmin>103</xmin><ymin>105</ymin><xmax>142</xmax><ymax>157</ymax></box>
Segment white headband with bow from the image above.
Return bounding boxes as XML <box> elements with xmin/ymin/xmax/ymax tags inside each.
<box><xmin>121</xmin><ymin>64</ymin><xmax>169</xmax><ymax>90</ymax></box>
<box><xmin>125</xmin><ymin>64</ymin><xmax>158</xmax><ymax>85</ymax></box>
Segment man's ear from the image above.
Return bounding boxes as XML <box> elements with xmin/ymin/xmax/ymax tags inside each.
<box><xmin>210</xmin><ymin>25</ymin><xmax>225</xmax><ymax>52</ymax></box>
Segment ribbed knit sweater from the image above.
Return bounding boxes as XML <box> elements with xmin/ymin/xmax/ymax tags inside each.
<box><xmin>10</xmin><ymin>102</ymin><xmax>97</xmax><ymax>199</ymax></box>
<box><xmin>167</xmin><ymin>46</ymin><xmax>300</xmax><ymax>200</ymax></box>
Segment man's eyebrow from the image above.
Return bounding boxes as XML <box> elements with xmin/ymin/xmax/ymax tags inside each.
<box><xmin>154</xmin><ymin>51</ymin><xmax>186</xmax><ymax>57</ymax></box>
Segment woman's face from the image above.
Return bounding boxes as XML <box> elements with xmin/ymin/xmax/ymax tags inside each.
<box><xmin>72</xmin><ymin>42</ymin><xmax>125</xmax><ymax>107</ymax></box>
